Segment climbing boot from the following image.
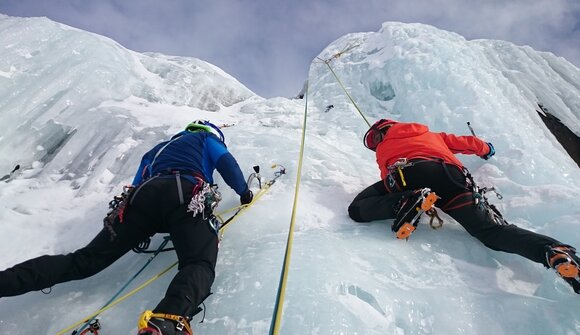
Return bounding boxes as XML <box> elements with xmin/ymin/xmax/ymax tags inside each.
<box><xmin>546</xmin><ymin>245</ymin><xmax>580</xmax><ymax>294</ymax></box>
<box><xmin>137</xmin><ymin>310</ymin><xmax>193</xmax><ymax>335</ymax></box>
<box><xmin>392</xmin><ymin>188</ymin><xmax>438</xmax><ymax>240</ymax></box>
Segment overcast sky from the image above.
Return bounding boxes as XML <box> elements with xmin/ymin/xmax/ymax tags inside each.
<box><xmin>0</xmin><ymin>0</ymin><xmax>578</xmax><ymax>98</ymax></box>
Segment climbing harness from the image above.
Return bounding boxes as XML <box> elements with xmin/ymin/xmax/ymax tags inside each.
<box><xmin>135</xmin><ymin>164</ymin><xmax>286</xmax><ymax>251</ymax></box>
<box><xmin>103</xmin><ymin>185</ymin><xmax>135</xmax><ymax>240</ymax></box>
<box><xmin>439</xmin><ymin>168</ymin><xmax>505</xmax><ymax>226</ymax></box>
<box><xmin>384</xmin><ymin>157</ymin><xmax>451</xmax><ymax>191</ymax></box>
<box><xmin>387</xmin><ymin>158</ymin><xmax>415</xmax><ymax>188</ymax></box>
<box><xmin>384</xmin><ymin>157</ymin><xmax>507</xmax><ymax>231</ymax></box>
<box><xmin>461</xmin><ymin>168</ymin><xmax>507</xmax><ymax>226</ymax></box>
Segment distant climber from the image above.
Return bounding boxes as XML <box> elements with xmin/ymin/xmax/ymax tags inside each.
<box><xmin>324</xmin><ymin>105</ymin><xmax>334</xmax><ymax>113</ymax></box>
<box><xmin>294</xmin><ymin>80</ymin><xmax>308</xmax><ymax>99</ymax></box>
<box><xmin>348</xmin><ymin>119</ymin><xmax>580</xmax><ymax>294</ymax></box>
<box><xmin>0</xmin><ymin>120</ymin><xmax>254</xmax><ymax>335</ymax></box>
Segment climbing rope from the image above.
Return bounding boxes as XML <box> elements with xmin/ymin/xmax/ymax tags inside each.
<box><xmin>69</xmin><ymin>237</ymin><xmax>172</xmax><ymax>335</ymax></box>
<box><xmin>268</xmin><ymin>45</ymin><xmax>370</xmax><ymax>334</ymax></box>
<box><xmin>315</xmin><ymin>44</ymin><xmax>371</xmax><ymax>127</ymax></box>
<box><xmin>269</xmin><ymin>83</ymin><xmax>310</xmax><ymax>335</ymax></box>
<box><xmin>56</xmin><ymin>259</ymin><xmax>178</xmax><ymax>335</ymax></box>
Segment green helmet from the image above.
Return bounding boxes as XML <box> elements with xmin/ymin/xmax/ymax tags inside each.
<box><xmin>185</xmin><ymin>120</ymin><xmax>225</xmax><ymax>142</ymax></box>
<box><xmin>185</xmin><ymin>120</ymin><xmax>212</xmax><ymax>133</ymax></box>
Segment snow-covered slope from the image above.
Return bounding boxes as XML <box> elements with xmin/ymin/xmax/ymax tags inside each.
<box><xmin>0</xmin><ymin>14</ymin><xmax>253</xmax><ymax>187</ymax></box>
<box><xmin>0</xmin><ymin>16</ymin><xmax>579</xmax><ymax>335</ymax></box>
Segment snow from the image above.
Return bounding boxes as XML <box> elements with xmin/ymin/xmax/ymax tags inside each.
<box><xmin>1</xmin><ymin>16</ymin><xmax>579</xmax><ymax>335</ymax></box>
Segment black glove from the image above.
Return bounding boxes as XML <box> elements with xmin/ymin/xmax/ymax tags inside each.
<box><xmin>240</xmin><ymin>190</ymin><xmax>253</xmax><ymax>205</ymax></box>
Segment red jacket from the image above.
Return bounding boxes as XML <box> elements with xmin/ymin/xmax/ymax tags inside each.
<box><xmin>375</xmin><ymin>122</ymin><xmax>490</xmax><ymax>179</ymax></box>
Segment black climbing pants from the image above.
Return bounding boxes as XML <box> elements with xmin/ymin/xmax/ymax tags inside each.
<box><xmin>0</xmin><ymin>176</ymin><xmax>218</xmax><ymax>318</ymax></box>
<box><xmin>348</xmin><ymin>161</ymin><xmax>559</xmax><ymax>266</ymax></box>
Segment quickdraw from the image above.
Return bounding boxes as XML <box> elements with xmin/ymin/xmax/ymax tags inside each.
<box><xmin>426</xmin><ymin>208</ymin><xmax>444</xmax><ymax>229</ymax></box>
<box><xmin>464</xmin><ymin>171</ymin><xmax>507</xmax><ymax>226</ymax></box>
<box><xmin>103</xmin><ymin>185</ymin><xmax>135</xmax><ymax>240</ymax></box>
<box><xmin>266</xmin><ymin>164</ymin><xmax>286</xmax><ymax>186</ymax></box>
<box><xmin>387</xmin><ymin>158</ymin><xmax>415</xmax><ymax>187</ymax></box>
<box><xmin>186</xmin><ymin>182</ymin><xmax>222</xmax><ymax>220</ymax></box>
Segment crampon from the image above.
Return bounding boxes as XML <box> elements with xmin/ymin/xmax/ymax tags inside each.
<box><xmin>137</xmin><ymin>311</ymin><xmax>193</xmax><ymax>335</ymax></box>
<box><xmin>392</xmin><ymin>188</ymin><xmax>439</xmax><ymax>240</ymax></box>
<box><xmin>547</xmin><ymin>245</ymin><xmax>580</xmax><ymax>294</ymax></box>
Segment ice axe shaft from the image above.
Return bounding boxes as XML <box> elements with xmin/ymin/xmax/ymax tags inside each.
<box><xmin>467</xmin><ymin>122</ymin><xmax>477</xmax><ymax>137</ymax></box>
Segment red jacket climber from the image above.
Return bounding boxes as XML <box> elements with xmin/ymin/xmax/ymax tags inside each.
<box><xmin>350</xmin><ymin>118</ymin><xmax>580</xmax><ymax>294</ymax></box>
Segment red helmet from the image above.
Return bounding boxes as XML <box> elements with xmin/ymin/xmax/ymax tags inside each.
<box><xmin>363</xmin><ymin>119</ymin><xmax>397</xmax><ymax>151</ymax></box>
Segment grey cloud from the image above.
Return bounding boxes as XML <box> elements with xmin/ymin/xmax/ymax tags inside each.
<box><xmin>0</xmin><ymin>0</ymin><xmax>578</xmax><ymax>97</ymax></box>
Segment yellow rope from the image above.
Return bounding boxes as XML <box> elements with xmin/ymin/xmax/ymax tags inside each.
<box><xmin>315</xmin><ymin>45</ymin><xmax>371</xmax><ymax>128</ymax></box>
<box><xmin>218</xmin><ymin>186</ymin><xmax>271</xmax><ymax>238</ymax></box>
<box><xmin>55</xmin><ymin>261</ymin><xmax>178</xmax><ymax>335</ymax></box>
<box><xmin>269</xmin><ymin>83</ymin><xmax>309</xmax><ymax>335</ymax></box>
<box><xmin>269</xmin><ymin>45</ymin><xmax>365</xmax><ymax>334</ymax></box>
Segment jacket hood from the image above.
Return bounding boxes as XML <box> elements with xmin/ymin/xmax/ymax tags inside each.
<box><xmin>385</xmin><ymin>123</ymin><xmax>429</xmax><ymax>139</ymax></box>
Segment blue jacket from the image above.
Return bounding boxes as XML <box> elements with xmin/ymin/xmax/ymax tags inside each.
<box><xmin>131</xmin><ymin>131</ymin><xmax>248</xmax><ymax>195</ymax></box>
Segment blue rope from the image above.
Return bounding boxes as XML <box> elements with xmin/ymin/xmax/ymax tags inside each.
<box><xmin>73</xmin><ymin>236</ymin><xmax>172</xmax><ymax>334</ymax></box>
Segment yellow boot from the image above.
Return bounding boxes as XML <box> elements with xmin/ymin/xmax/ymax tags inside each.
<box><xmin>137</xmin><ymin>310</ymin><xmax>193</xmax><ymax>335</ymax></box>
